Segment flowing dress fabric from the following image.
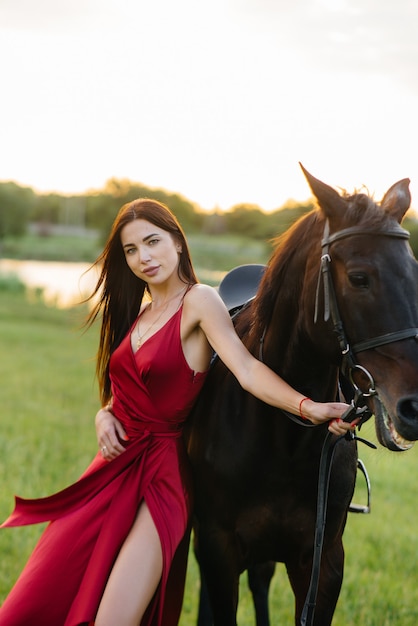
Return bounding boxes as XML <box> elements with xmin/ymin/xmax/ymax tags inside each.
<box><xmin>0</xmin><ymin>306</ymin><xmax>207</xmax><ymax>626</ymax></box>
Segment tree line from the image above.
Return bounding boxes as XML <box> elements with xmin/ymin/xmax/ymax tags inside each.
<box><xmin>1</xmin><ymin>177</ymin><xmax>418</xmax><ymax>253</ymax></box>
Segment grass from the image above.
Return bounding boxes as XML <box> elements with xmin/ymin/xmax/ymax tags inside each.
<box><xmin>0</xmin><ymin>292</ymin><xmax>99</xmax><ymax>595</ymax></box>
<box><xmin>1</xmin><ymin>286</ymin><xmax>418</xmax><ymax>624</ymax></box>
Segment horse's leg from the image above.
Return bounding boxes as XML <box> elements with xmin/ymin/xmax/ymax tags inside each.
<box><xmin>310</xmin><ymin>542</ymin><xmax>344</xmax><ymax>626</ymax></box>
<box><xmin>247</xmin><ymin>561</ymin><xmax>276</xmax><ymax>626</ymax></box>
<box><xmin>197</xmin><ymin>528</ymin><xmax>241</xmax><ymax>626</ymax></box>
<box><xmin>196</xmin><ymin>558</ymin><xmax>275</xmax><ymax>626</ymax></box>
<box><xmin>286</xmin><ymin>541</ymin><xmax>344</xmax><ymax>626</ymax></box>
<box><xmin>196</xmin><ymin>566</ymin><xmax>213</xmax><ymax>626</ymax></box>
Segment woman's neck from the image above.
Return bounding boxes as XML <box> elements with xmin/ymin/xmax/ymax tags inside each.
<box><xmin>147</xmin><ymin>283</ymin><xmax>188</xmax><ymax>310</ymax></box>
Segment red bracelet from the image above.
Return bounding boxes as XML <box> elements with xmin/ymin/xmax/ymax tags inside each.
<box><xmin>299</xmin><ymin>397</ymin><xmax>311</xmax><ymax>420</ymax></box>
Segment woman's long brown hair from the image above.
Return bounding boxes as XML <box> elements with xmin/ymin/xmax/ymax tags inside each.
<box><xmin>85</xmin><ymin>198</ymin><xmax>199</xmax><ymax>404</ymax></box>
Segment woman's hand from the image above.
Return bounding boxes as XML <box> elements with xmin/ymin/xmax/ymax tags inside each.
<box><xmin>302</xmin><ymin>399</ymin><xmax>359</xmax><ymax>435</ymax></box>
<box><xmin>95</xmin><ymin>406</ymin><xmax>128</xmax><ymax>460</ymax></box>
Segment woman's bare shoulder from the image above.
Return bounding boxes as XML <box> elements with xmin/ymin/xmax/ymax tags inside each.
<box><xmin>187</xmin><ymin>282</ymin><xmax>217</xmax><ymax>297</ymax></box>
<box><xmin>185</xmin><ymin>283</ymin><xmax>224</xmax><ymax>310</ymax></box>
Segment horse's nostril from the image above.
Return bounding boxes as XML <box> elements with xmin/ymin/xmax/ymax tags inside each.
<box><xmin>391</xmin><ymin>397</ymin><xmax>418</xmax><ymax>442</ymax></box>
<box><xmin>397</xmin><ymin>396</ymin><xmax>418</xmax><ymax>426</ymax></box>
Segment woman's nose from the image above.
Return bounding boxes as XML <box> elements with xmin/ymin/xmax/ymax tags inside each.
<box><xmin>139</xmin><ymin>246</ymin><xmax>151</xmax><ymax>262</ymax></box>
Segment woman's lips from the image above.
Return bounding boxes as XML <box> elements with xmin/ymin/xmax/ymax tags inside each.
<box><xmin>142</xmin><ymin>266</ymin><xmax>160</xmax><ymax>277</ymax></box>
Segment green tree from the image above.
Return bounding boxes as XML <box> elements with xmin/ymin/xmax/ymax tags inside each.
<box><xmin>31</xmin><ymin>193</ymin><xmax>62</xmax><ymax>225</ymax></box>
<box><xmin>265</xmin><ymin>201</ymin><xmax>315</xmax><ymax>239</ymax></box>
<box><xmin>403</xmin><ymin>214</ymin><xmax>418</xmax><ymax>259</ymax></box>
<box><xmin>86</xmin><ymin>179</ymin><xmax>204</xmax><ymax>243</ymax></box>
<box><xmin>0</xmin><ymin>182</ymin><xmax>35</xmax><ymax>240</ymax></box>
<box><xmin>224</xmin><ymin>204</ymin><xmax>269</xmax><ymax>238</ymax></box>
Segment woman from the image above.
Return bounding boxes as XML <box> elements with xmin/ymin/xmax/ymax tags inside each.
<box><xmin>0</xmin><ymin>199</ymin><xmax>354</xmax><ymax>626</ymax></box>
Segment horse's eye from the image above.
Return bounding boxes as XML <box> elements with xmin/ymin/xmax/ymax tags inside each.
<box><xmin>348</xmin><ymin>273</ymin><xmax>369</xmax><ymax>288</ymax></box>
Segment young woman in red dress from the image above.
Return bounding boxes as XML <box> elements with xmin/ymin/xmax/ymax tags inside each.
<box><xmin>0</xmin><ymin>199</ymin><xmax>354</xmax><ymax>625</ymax></box>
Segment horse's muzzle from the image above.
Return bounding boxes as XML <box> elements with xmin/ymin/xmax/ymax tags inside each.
<box><xmin>373</xmin><ymin>395</ymin><xmax>415</xmax><ymax>451</ymax></box>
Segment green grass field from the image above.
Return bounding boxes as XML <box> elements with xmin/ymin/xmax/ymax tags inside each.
<box><xmin>1</xmin><ymin>288</ymin><xmax>418</xmax><ymax>624</ymax></box>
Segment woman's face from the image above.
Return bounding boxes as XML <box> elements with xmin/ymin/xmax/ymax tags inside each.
<box><xmin>120</xmin><ymin>219</ymin><xmax>181</xmax><ymax>286</ymax></box>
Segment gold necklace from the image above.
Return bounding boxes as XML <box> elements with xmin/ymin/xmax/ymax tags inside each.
<box><xmin>136</xmin><ymin>286</ymin><xmax>187</xmax><ymax>349</ymax></box>
<box><xmin>136</xmin><ymin>302</ymin><xmax>168</xmax><ymax>349</ymax></box>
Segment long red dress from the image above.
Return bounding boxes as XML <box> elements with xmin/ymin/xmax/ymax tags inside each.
<box><xmin>0</xmin><ymin>304</ymin><xmax>207</xmax><ymax>625</ymax></box>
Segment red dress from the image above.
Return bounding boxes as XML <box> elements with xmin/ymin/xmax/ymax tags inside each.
<box><xmin>0</xmin><ymin>305</ymin><xmax>207</xmax><ymax>625</ymax></box>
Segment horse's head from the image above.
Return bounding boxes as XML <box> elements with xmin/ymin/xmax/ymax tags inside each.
<box><xmin>301</xmin><ymin>164</ymin><xmax>418</xmax><ymax>451</ymax></box>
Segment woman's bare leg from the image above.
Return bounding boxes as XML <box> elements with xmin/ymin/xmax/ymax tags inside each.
<box><xmin>95</xmin><ymin>501</ymin><xmax>163</xmax><ymax>626</ymax></box>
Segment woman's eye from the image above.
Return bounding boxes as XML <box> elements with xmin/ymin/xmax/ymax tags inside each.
<box><xmin>149</xmin><ymin>239</ymin><xmax>159</xmax><ymax>246</ymax></box>
<box><xmin>348</xmin><ymin>273</ymin><xmax>369</xmax><ymax>288</ymax></box>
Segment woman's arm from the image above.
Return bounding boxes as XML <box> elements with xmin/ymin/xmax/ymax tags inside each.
<box><xmin>188</xmin><ymin>285</ymin><xmax>354</xmax><ymax>436</ymax></box>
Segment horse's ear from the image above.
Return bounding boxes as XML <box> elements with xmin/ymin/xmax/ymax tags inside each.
<box><xmin>380</xmin><ymin>178</ymin><xmax>411</xmax><ymax>222</ymax></box>
<box><xmin>299</xmin><ymin>163</ymin><xmax>346</xmax><ymax>219</ymax></box>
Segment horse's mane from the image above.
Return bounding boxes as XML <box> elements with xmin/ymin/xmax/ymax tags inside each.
<box><xmin>249</xmin><ymin>210</ymin><xmax>321</xmax><ymax>342</ymax></box>
<box><xmin>249</xmin><ymin>189</ymin><xmax>392</xmax><ymax>342</ymax></box>
<box><xmin>338</xmin><ymin>189</ymin><xmax>392</xmax><ymax>229</ymax></box>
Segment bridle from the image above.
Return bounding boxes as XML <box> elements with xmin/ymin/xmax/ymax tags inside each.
<box><xmin>296</xmin><ymin>219</ymin><xmax>418</xmax><ymax>626</ymax></box>
<box><xmin>258</xmin><ymin>220</ymin><xmax>418</xmax><ymax>428</ymax></box>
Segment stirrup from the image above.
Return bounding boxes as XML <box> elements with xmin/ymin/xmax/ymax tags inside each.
<box><xmin>348</xmin><ymin>458</ymin><xmax>371</xmax><ymax>514</ymax></box>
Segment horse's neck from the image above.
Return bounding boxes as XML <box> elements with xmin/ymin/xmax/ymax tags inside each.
<box><xmin>252</xmin><ymin>258</ymin><xmax>339</xmax><ymax>399</ymax></box>
<box><xmin>263</xmin><ymin>326</ymin><xmax>339</xmax><ymax>400</ymax></box>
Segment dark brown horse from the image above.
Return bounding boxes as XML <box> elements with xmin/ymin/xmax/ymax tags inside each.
<box><xmin>186</xmin><ymin>166</ymin><xmax>418</xmax><ymax>625</ymax></box>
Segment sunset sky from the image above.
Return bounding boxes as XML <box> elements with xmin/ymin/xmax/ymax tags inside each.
<box><xmin>1</xmin><ymin>0</ymin><xmax>417</xmax><ymax>211</ymax></box>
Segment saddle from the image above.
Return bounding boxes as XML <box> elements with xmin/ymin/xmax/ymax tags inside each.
<box><xmin>218</xmin><ymin>263</ymin><xmax>266</xmax><ymax>315</ymax></box>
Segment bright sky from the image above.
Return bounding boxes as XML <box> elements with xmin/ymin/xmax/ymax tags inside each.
<box><xmin>1</xmin><ymin>0</ymin><xmax>417</xmax><ymax>212</ymax></box>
